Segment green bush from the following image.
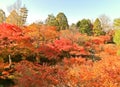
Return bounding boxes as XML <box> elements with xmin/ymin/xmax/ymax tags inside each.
<box><xmin>113</xmin><ymin>29</ymin><xmax>120</xmax><ymax>45</ymax></box>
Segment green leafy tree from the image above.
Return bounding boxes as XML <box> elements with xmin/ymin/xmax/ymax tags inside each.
<box><xmin>56</xmin><ymin>12</ymin><xmax>69</xmax><ymax>30</ymax></box>
<box><xmin>0</xmin><ymin>9</ymin><xmax>6</xmax><ymax>23</ymax></box>
<box><xmin>45</xmin><ymin>14</ymin><xmax>59</xmax><ymax>26</ymax></box>
<box><xmin>93</xmin><ymin>18</ymin><xmax>104</xmax><ymax>36</ymax></box>
<box><xmin>114</xmin><ymin>18</ymin><xmax>120</xmax><ymax>30</ymax></box>
<box><xmin>113</xmin><ymin>29</ymin><xmax>120</xmax><ymax>55</ymax></box>
<box><xmin>76</xmin><ymin>21</ymin><xmax>81</xmax><ymax>29</ymax></box>
<box><xmin>78</xmin><ymin>19</ymin><xmax>92</xmax><ymax>35</ymax></box>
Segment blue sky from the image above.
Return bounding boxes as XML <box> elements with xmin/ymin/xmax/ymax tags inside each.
<box><xmin>0</xmin><ymin>0</ymin><xmax>120</xmax><ymax>24</ymax></box>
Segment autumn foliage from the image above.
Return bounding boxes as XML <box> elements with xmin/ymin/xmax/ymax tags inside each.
<box><xmin>0</xmin><ymin>23</ymin><xmax>119</xmax><ymax>87</ymax></box>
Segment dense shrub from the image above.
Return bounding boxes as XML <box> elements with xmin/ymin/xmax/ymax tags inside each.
<box><xmin>0</xmin><ymin>23</ymin><xmax>119</xmax><ymax>87</ymax></box>
<box><xmin>0</xmin><ymin>23</ymin><xmax>33</xmax><ymax>62</ymax></box>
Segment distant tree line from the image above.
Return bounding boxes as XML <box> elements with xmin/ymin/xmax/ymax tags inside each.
<box><xmin>45</xmin><ymin>13</ymin><xmax>113</xmax><ymax>36</ymax></box>
<box><xmin>1</xmin><ymin>0</ymin><xmax>120</xmax><ymax>37</ymax></box>
<box><xmin>0</xmin><ymin>0</ymin><xmax>28</xmax><ymax>26</ymax></box>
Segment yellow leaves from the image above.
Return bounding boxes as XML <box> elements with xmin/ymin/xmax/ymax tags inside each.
<box><xmin>6</xmin><ymin>10</ymin><xmax>22</xmax><ymax>26</ymax></box>
<box><xmin>66</xmin><ymin>65</ymin><xmax>81</xmax><ymax>86</ymax></box>
<box><xmin>23</xmin><ymin>24</ymin><xmax>59</xmax><ymax>47</ymax></box>
<box><xmin>63</xmin><ymin>53</ymin><xmax>120</xmax><ymax>86</ymax></box>
<box><xmin>103</xmin><ymin>44</ymin><xmax>118</xmax><ymax>55</ymax></box>
<box><xmin>63</xmin><ymin>57</ymin><xmax>86</xmax><ymax>66</ymax></box>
